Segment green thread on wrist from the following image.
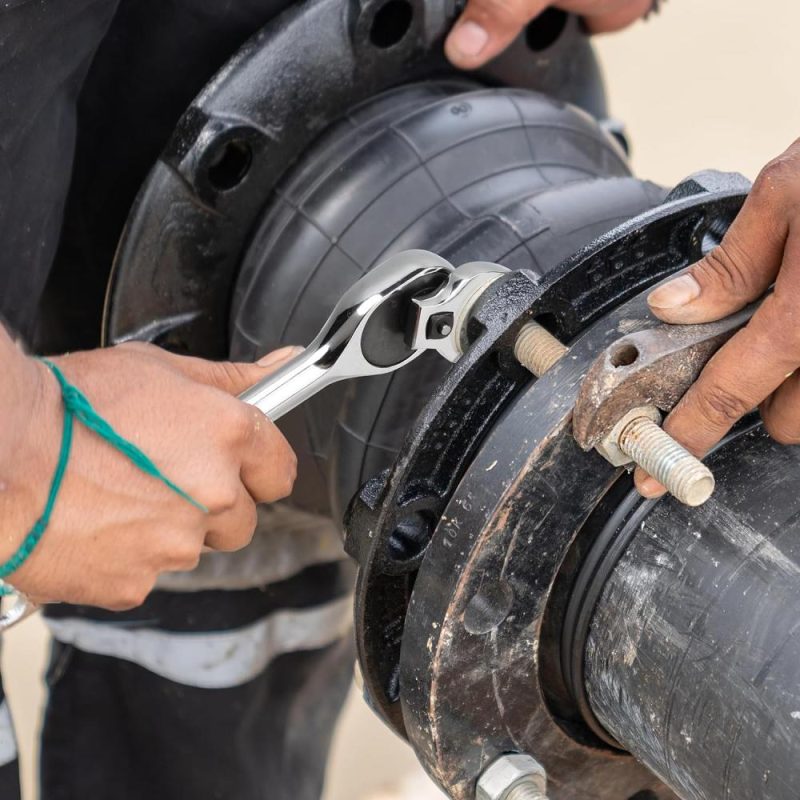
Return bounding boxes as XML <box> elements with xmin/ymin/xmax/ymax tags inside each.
<box><xmin>0</xmin><ymin>359</ymin><xmax>207</xmax><ymax>582</ymax></box>
<box><xmin>0</xmin><ymin>368</ymin><xmax>74</xmax><ymax>582</ymax></box>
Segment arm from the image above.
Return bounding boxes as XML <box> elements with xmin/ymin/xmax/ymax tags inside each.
<box><xmin>0</xmin><ymin>329</ymin><xmax>298</xmax><ymax>609</ymax></box>
<box><xmin>636</xmin><ymin>139</ymin><xmax>800</xmax><ymax>496</ymax></box>
<box><xmin>445</xmin><ymin>0</ymin><xmax>653</xmax><ymax>70</ymax></box>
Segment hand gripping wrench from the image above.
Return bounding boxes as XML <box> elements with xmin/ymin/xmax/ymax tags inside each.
<box><xmin>0</xmin><ymin>251</ymin><xmax>508</xmax><ymax>632</ymax></box>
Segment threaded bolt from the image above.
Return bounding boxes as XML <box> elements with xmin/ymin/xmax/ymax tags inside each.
<box><xmin>619</xmin><ymin>416</ymin><xmax>715</xmax><ymax>506</ymax></box>
<box><xmin>514</xmin><ymin>322</ymin><xmax>568</xmax><ymax>377</ymax></box>
<box><xmin>505</xmin><ymin>780</ymin><xmax>548</xmax><ymax>800</ymax></box>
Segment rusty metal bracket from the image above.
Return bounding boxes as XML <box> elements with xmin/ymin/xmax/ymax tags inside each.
<box><xmin>573</xmin><ymin>301</ymin><xmax>762</xmax><ymax>451</ymax></box>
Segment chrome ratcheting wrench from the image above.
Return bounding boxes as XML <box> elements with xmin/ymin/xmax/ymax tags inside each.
<box><xmin>238</xmin><ymin>250</ymin><xmax>508</xmax><ymax>419</ymax></box>
<box><xmin>0</xmin><ymin>251</ymin><xmax>508</xmax><ymax>632</ymax></box>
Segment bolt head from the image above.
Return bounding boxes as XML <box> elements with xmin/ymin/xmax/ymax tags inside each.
<box><xmin>476</xmin><ymin>754</ymin><xmax>547</xmax><ymax>800</ymax></box>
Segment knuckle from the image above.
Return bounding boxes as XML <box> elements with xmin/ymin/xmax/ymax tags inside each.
<box><xmin>753</xmin><ymin>154</ymin><xmax>800</xmax><ymax>206</ymax></box>
<box><xmin>215</xmin><ymin>505</ymin><xmax>258</xmax><ymax>553</ymax></box>
<box><xmin>761</xmin><ymin>401</ymin><xmax>800</xmax><ymax>445</ymax></box>
<box><xmin>695</xmin><ymin>382</ymin><xmax>752</xmax><ymax>428</ymax></box>
<box><xmin>264</xmin><ymin>448</ymin><xmax>297</xmax><ymax>502</ymax></box>
<box><xmin>209</xmin><ymin>360</ymin><xmax>235</xmax><ymax>386</ymax></box>
<box><xmin>206</xmin><ymin>483</ymin><xmax>240</xmax><ymax>514</ymax></box>
<box><xmin>116</xmin><ymin>340</ymin><xmax>152</xmax><ymax>354</ymax></box>
<box><xmin>762</xmin><ymin>415</ymin><xmax>800</xmax><ymax>446</ymax></box>
<box><xmin>236</xmin><ymin>505</ymin><xmax>259</xmax><ymax>548</ymax></box>
<box><xmin>468</xmin><ymin>0</ymin><xmax>529</xmax><ymax>26</ymax></box>
<box><xmin>167</xmin><ymin>540</ymin><xmax>203</xmax><ymax>571</ymax></box>
<box><xmin>177</xmin><ymin>552</ymin><xmax>202</xmax><ymax>572</ymax></box>
<box><xmin>213</xmin><ymin>361</ymin><xmax>253</xmax><ymax>391</ymax></box>
<box><xmin>764</xmin><ymin>293</ymin><xmax>800</xmax><ymax>350</ymax></box>
<box><xmin>281</xmin><ymin>450</ymin><xmax>298</xmax><ymax>496</ymax></box>
<box><xmin>112</xmin><ymin>580</ymin><xmax>154</xmax><ymax>611</ymax></box>
<box><xmin>229</xmin><ymin>403</ymin><xmax>257</xmax><ymax>444</ymax></box>
<box><xmin>761</xmin><ymin>152</ymin><xmax>797</xmax><ymax>181</ymax></box>
<box><xmin>695</xmin><ymin>244</ymin><xmax>751</xmax><ymax>297</ymax></box>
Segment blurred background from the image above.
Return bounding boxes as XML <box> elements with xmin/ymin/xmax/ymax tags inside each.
<box><xmin>4</xmin><ymin>1</ymin><xmax>800</xmax><ymax>798</ymax></box>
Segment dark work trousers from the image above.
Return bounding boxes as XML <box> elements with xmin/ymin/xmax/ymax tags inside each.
<box><xmin>0</xmin><ymin>2</ymin><xmax>356</xmax><ymax>799</ymax></box>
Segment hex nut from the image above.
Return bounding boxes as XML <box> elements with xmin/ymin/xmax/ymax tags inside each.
<box><xmin>476</xmin><ymin>754</ymin><xmax>547</xmax><ymax>800</ymax></box>
<box><xmin>595</xmin><ymin>405</ymin><xmax>661</xmax><ymax>467</ymax></box>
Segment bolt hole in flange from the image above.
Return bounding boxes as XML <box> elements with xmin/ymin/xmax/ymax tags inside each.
<box><xmin>388</xmin><ymin>510</ymin><xmax>435</xmax><ymax>563</ymax></box>
<box><xmin>525</xmin><ymin>7</ymin><xmax>568</xmax><ymax>51</ymax></box>
<box><xmin>610</xmin><ymin>343</ymin><xmax>639</xmax><ymax>368</ymax></box>
<box><xmin>206</xmin><ymin>138</ymin><xmax>253</xmax><ymax>191</ymax></box>
<box><xmin>369</xmin><ymin>0</ymin><xmax>413</xmax><ymax>48</ymax></box>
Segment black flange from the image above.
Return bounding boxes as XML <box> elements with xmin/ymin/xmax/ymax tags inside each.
<box><xmin>344</xmin><ymin>174</ymin><xmax>750</xmax><ymax>799</ymax></box>
<box><xmin>345</xmin><ymin>173</ymin><xmax>747</xmax><ymax>732</ymax></box>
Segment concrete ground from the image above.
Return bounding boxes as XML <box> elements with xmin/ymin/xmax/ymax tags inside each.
<box><xmin>4</xmin><ymin>1</ymin><xmax>800</xmax><ymax>798</ymax></box>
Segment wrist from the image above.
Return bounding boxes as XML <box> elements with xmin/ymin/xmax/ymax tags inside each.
<box><xmin>0</xmin><ymin>342</ymin><xmax>63</xmax><ymax>561</ymax></box>
<box><xmin>0</xmin><ymin>335</ymin><xmax>44</xmax><ymax>466</ymax></box>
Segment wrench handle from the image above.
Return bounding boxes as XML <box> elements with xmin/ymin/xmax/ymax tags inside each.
<box><xmin>238</xmin><ymin>347</ymin><xmax>337</xmax><ymax>421</ymax></box>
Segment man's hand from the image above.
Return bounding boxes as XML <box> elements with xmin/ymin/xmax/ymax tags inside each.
<box><xmin>445</xmin><ymin>0</ymin><xmax>651</xmax><ymax>70</ymax></box>
<box><xmin>636</xmin><ymin>139</ymin><xmax>800</xmax><ymax>497</ymax></box>
<box><xmin>0</xmin><ymin>340</ymin><xmax>299</xmax><ymax>609</ymax></box>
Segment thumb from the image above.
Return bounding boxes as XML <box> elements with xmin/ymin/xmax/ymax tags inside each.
<box><xmin>169</xmin><ymin>346</ymin><xmax>302</xmax><ymax>396</ymax></box>
<box><xmin>256</xmin><ymin>346</ymin><xmax>303</xmax><ymax>370</ymax></box>
<box><xmin>445</xmin><ymin>0</ymin><xmax>547</xmax><ymax>69</ymax></box>
<box><xmin>647</xmin><ymin>164</ymin><xmax>791</xmax><ymax>325</ymax></box>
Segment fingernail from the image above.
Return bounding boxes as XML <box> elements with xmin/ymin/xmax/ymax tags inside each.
<box><xmin>257</xmin><ymin>346</ymin><xmax>303</xmax><ymax>367</ymax></box>
<box><xmin>647</xmin><ymin>274</ymin><xmax>701</xmax><ymax>310</ymax></box>
<box><xmin>448</xmin><ymin>21</ymin><xmax>489</xmax><ymax>58</ymax></box>
<box><xmin>639</xmin><ymin>476</ymin><xmax>666</xmax><ymax>498</ymax></box>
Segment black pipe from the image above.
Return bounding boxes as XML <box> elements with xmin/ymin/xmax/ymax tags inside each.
<box><xmin>584</xmin><ymin>425</ymin><xmax>800</xmax><ymax>800</ymax></box>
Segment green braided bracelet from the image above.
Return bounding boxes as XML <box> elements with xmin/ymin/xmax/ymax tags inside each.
<box><xmin>0</xmin><ymin>359</ymin><xmax>207</xmax><ymax>595</ymax></box>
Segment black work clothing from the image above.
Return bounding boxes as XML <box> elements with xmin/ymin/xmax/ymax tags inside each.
<box><xmin>0</xmin><ymin>2</ymin><xmax>355</xmax><ymax>798</ymax></box>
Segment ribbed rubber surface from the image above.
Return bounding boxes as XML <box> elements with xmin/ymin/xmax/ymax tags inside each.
<box><xmin>230</xmin><ymin>82</ymin><xmax>666</xmax><ymax>517</ymax></box>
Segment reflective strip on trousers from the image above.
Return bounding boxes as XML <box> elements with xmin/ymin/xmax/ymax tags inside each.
<box><xmin>0</xmin><ymin>702</ymin><xmax>17</xmax><ymax>768</ymax></box>
<box><xmin>46</xmin><ymin>596</ymin><xmax>353</xmax><ymax>689</ymax></box>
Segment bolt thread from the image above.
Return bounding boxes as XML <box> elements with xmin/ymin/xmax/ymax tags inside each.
<box><xmin>514</xmin><ymin>323</ymin><xmax>568</xmax><ymax>377</ymax></box>
<box><xmin>504</xmin><ymin>780</ymin><xmax>548</xmax><ymax>800</ymax></box>
<box><xmin>619</xmin><ymin>417</ymin><xmax>715</xmax><ymax>506</ymax></box>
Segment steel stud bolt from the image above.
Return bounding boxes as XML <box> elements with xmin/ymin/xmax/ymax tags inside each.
<box><xmin>618</xmin><ymin>416</ymin><xmax>715</xmax><ymax>506</ymax></box>
<box><xmin>514</xmin><ymin>322</ymin><xmax>568</xmax><ymax>377</ymax></box>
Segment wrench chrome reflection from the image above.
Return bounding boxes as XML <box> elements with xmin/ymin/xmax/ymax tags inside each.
<box><xmin>239</xmin><ymin>250</ymin><xmax>459</xmax><ymax>419</ymax></box>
